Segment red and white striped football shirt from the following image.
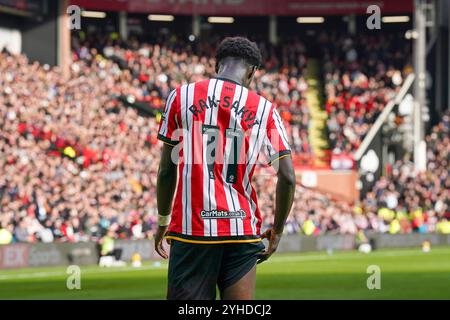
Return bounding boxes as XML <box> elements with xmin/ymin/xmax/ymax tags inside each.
<box><xmin>157</xmin><ymin>78</ymin><xmax>291</xmax><ymax>243</ymax></box>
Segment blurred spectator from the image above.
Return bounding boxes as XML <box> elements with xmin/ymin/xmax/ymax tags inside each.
<box><xmin>0</xmin><ymin>223</ymin><xmax>13</xmax><ymax>244</ymax></box>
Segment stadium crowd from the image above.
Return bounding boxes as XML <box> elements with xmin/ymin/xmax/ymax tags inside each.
<box><xmin>73</xmin><ymin>34</ymin><xmax>312</xmax><ymax>154</ymax></box>
<box><xmin>0</xmin><ymin>33</ymin><xmax>448</xmax><ymax>245</ymax></box>
<box><xmin>259</xmin><ymin>110</ymin><xmax>449</xmax><ymax>235</ymax></box>
<box><xmin>322</xmin><ymin>32</ymin><xmax>413</xmax><ymax>156</ymax></box>
<box><xmin>0</xmin><ymin>50</ymin><xmax>161</xmax><ymax>243</ymax></box>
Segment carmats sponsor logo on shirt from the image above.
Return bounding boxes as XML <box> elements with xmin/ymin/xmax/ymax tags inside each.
<box><xmin>200</xmin><ymin>209</ymin><xmax>246</xmax><ymax>220</ymax></box>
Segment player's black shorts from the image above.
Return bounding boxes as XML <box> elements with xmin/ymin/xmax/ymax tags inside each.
<box><xmin>167</xmin><ymin>239</ymin><xmax>265</xmax><ymax>300</ymax></box>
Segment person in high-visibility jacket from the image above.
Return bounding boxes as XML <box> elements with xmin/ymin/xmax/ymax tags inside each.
<box><xmin>302</xmin><ymin>219</ymin><xmax>316</xmax><ymax>236</ymax></box>
<box><xmin>389</xmin><ymin>219</ymin><xmax>401</xmax><ymax>234</ymax></box>
<box><xmin>436</xmin><ymin>219</ymin><xmax>450</xmax><ymax>234</ymax></box>
<box><xmin>99</xmin><ymin>230</ymin><xmax>122</xmax><ymax>260</ymax></box>
<box><xmin>0</xmin><ymin>224</ymin><xmax>13</xmax><ymax>245</ymax></box>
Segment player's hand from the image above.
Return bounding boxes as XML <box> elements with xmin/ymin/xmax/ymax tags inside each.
<box><xmin>154</xmin><ymin>225</ymin><xmax>170</xmax><ymax>259</ymax></box>
<box><xmin>257</xmin><ymin>229</ymin><xmax>282</xmax><ymax>264</ymax></box>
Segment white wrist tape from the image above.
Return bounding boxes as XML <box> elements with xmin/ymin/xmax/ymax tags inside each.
<box><xmin>158</xmin><ymin>214</ymin><xmax>171</xmax><ymax>227</ymax></box>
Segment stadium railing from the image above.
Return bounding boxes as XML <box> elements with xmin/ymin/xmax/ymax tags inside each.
<box><xmin>354</xmin><ymin>73</ymin><xmax>416</xmax><ymax>162</ymax></box>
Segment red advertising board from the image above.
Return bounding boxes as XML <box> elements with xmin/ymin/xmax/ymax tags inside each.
<box><xmin>71</xmin><ymin>0</ymin><xmax>413</xmax><ymax>16</ymax></box>
<box><xmin>0</xmin><ymin>244</ymin><xmax>29</xmax><ymax>269</ymax></box>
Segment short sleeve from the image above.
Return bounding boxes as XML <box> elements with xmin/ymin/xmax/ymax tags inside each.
<box><xmin>263</xmin><ymin>105</ymin><xmax>291</xmax><ymax>165</ymax></box>
<box><xmin>157</xmin><ymin>89</ymin><xmax>180</xmax><ymax>146</ymax></box>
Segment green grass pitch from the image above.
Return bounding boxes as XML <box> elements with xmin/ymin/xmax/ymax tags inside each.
<box><xmin>0</xmin><ymin>247</ymin><xmax>449</xmax><ymax>299</ymax></box>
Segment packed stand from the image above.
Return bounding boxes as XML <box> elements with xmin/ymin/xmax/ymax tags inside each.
<box><xmin>0</xmin><ymin>50</ymin><xmax>161</xmax><ymax>244</ymax></box>
<box><xmin>321</xmin><ymin>32</ymin><xmax>413</xmax><ymax>160</ymax></box>
<box><xmin>73</xmin><ymin>34</ymin><xmax>312</xmax><ymax>154</ymax></box>
<box><xmin>361</xmin><ymin>111</ymin><xmax>449</xmax><ymax>235</ymax></box>
<box><xmin>0</xmin><ymin>34</ymin><xmax>448</xmax><ymax>245</ymax></box>
<box><xmin>0</xmin><ymin>35</ymin><xmax>312</xmax><ymax>244</ymax></box>
<box><xmin>259</xmin><ymin>111</ymin><xmax>449</xmax><ymax>235</ymax></box>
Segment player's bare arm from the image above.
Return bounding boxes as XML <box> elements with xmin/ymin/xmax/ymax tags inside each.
<box><xmin>257</xmin><ymin>155</ymin><xmax>295</xmax><ymax>264</ymax></box>
<box><xmin>155</xmin><ymin>143</ymin><xmax>177</xmax><ymax>259</ymax></box>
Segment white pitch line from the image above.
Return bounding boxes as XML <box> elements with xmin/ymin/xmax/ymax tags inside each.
<box><xmin>0</xmin><ymin>271</ymin><xmax>64</xmax><ymax>280</ymax></box>
<box><xmin>265</xmin><ymin>250</ymin><xmax>443</xmax><ymax>264</ymax></box>
<box><xmin>0</xmin><ymin>264</ymin><xmax>167</xmax><ymax>281</ymax></box>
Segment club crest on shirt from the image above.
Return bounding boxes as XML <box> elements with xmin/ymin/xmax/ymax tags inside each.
<box><xmin>200</xmin><ymin>209</ymin><xmax>246</xmax><ymax>220</ymax></box>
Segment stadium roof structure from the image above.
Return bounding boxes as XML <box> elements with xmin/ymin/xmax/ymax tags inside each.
<box><xmin>70</xmin><ymin>0</ymin><xmax>413</xmax><ymax>16</ymax></box>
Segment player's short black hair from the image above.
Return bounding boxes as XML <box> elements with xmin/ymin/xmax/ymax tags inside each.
<box><xmin>215</xmin><ymin>37</ymin><xmax>262</xmax><ymax>69</ymax></box>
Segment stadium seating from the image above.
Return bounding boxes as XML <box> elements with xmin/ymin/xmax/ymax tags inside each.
<box><xmin>0</xmin><ymin>32</ymin><xmax>448</xmax><ymax>244</ymax></box>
